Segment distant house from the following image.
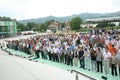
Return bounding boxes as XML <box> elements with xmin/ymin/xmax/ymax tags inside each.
<box><xmin>65</xmin><ymin>21</ymin><xmax>70</xmax><ymax>29</ymax></box>
<box><xmin>81</xmin><ymin>24</ymin><xmax>97</xmax><ymax>28</ymax></box>
<box><xmin>48</xmin><ymin>22</ymin><xmax>61</xmax><ymax>31</ymax></box>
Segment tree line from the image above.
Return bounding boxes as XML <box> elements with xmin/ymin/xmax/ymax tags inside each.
<box><xmin>0</xmin><ymin>16</ymin><xmax>83</xmax><ymax>32</ymax></box>
<box><xmin>0</xmin><ymin>16</ymin><xmax>118</xmax><ymax>32</ymax></box>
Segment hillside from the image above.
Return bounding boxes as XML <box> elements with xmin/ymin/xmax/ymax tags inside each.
<box><xmin>19</xmin><ymin>11</ymin><xmax>120</xmax><ymax>24</ymax></box>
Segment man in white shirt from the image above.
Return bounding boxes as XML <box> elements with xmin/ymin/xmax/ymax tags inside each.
<box><xmin>84</xmin><ymin>48</ymin><xmax>91</xmax><ymax>70</ymax></box>
<box><xmin>103</xmin><ymin>48</ymin><xmax>111</xmax><ymax>75</ymax></box>
<box><xmin>54</xmin><ymin>46</ymin><xmax>59</xmax><ymax>62</ymax></box>
<box><xmin>34</xmin><ymin>43</ymin><xmax>40</xmax><ymax>59</ymax></box>
<box><xmin>50</xmin><ymin>46</ymin><xmax>54</xmax><ymax>61</ymax></box>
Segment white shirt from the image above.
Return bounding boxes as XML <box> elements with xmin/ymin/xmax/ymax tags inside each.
<box><xmin>47</xmin><ymin>46</ymin><xmax>51</xmax><ymax>52</ymax></box>
<box><xmin>84</xmin><ymin>50</ymin><xmax>90</xmax><ymax>57</ymax></box>
<box><xmin>103</xmin><ymin>51</ymin><xmax>111</xmax><ymax>61</ymax></box>
<box><xmin>22</xmin><ymin>43</ymin><xmax>25</xmax><ymax>47</ymax></box>
<box><xmin>35</xmin><ymin>45</ymin><xmax>39</xmax><ymax>50</ymax></box>
<box><xmin>51</xmin><ymin>48</ymin><xmax>54</xmax><ymax>53</ymax></box>
<box><xmin>54</xmin><ymin>47</ymin><xmax>58</xmax><ymax>53</ymax></box>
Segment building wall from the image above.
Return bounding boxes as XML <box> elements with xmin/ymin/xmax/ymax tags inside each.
<box><xmin>48</xmin><ymin>22</ymin><xmax>60</xmax><ymax>31</ymax></box>
<box><xmin>0</xmin><ymin>21</ymin><xmax>17</xmax><ymax>34</ymax></box>
<box><xmin>0</xmin><ymin>21</ymin><xmax>17</xmax><ymax>38</ymax></box>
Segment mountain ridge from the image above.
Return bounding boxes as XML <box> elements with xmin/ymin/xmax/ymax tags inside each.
<box><xmin>19</xmin><ymin>11</ymin><xmax>120</xmax><ymax>24</ymax></box>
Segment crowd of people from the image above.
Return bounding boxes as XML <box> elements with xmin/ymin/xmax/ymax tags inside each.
<box><xmin>0</xmin><ymin>28</ymin><xmax>120</xmax><ymax>77</ymax></box>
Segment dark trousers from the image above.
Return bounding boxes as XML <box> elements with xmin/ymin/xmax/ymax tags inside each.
<box><xmin>44</xmin><ymin>52</ymin><xmax>47</xmax><ymax>60</ymax></box>
<box><xmin>40</xmin><ymin>50</ymin><xmax>44</xmax><ymax>59</ymax></box>
<box><xmin>48</xmin><ymin>52</ymin><xmax>52</xmax><ymax>60</ymax></box>
<box><xmin>70</xmin><ymin>58</ymin><xmax>73</xmax><ymax>66</ymax></box>
<box><xmin>23</xmin><ymin>47</ymin><xmax>26</xmax><ymax>52</ymax></box>
<box><xmin>67</xmin><ymin>55</ymin><xmax>73</xmax><ymax>66</ymax></box>
<box><xmin>97</xmin><ymin>61</ymin><xmax>103</xmax><ymax>73</ymax></box>
<box><xmin>26</xmin><ymin>48</ymin><xmax>30</xmax><ymax>54</ymax></box>
<box><xmin>119</xmin><ymin>66</ymin><xmax>120</xmax><ymax>76</ymax></box>
<box><xmin>60</xmin><ymin>54</ymin><xmax>64</xmax><ymax>63</ymax></box>
<box><xmin>65</xmin><ymin>54</ymin><xmax>67</xmax><ymax>64</ymax></box>
<box><xmin>79</xmin><ymin>58</ymin><xmax>85</xmax><ymax>69</ymax></box>
<box><xmin>24</xmin><ymin>47</ymin><xmax>28</xmax><ymax>53</ymax></box>
<box><xmin>67</xmin><ymin>56</ymin><xmax>71</xmax><ymax>65</ymax></box>
<box><xmin>15</xmin><ymin>45</ymin><xmax>18</xmax><ymax>50</ymax></box>
<box><xmin>111</xmin><ymin>64</ymin><xmax>118</xmax><ymax>76</ymax></box>
<box><xmin>51</xmin><ymin>53</ymin><xmax>55</xmax><ymax>61</ymax></box>
<box><xmin>35</xmin><ymin>50</ymin><xmax>40</xmax><ymax>58</ymax></box>
<box><xmin>55</xmin><ymin>53</ymin><xmax>59</xmax><ymax>62</ymax></box>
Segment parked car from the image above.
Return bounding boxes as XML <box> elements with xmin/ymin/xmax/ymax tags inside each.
<box><xmin>17</xmin><ymin>32</ymin><xmax>21</xmax><ymax>35</ymax></box>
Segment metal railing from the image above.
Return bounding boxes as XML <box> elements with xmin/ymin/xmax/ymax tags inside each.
<box><xmin>70</xmin><ymin>69</ymin><xmax>97</xmax><ymax>80</ymax></box>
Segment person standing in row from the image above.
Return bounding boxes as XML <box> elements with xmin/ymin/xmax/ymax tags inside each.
<box><xmin>66</xmin><ymin>48</ymin><xmax>71</xmax><ymax>65</ymax></box>
<box><xmin>63</xmin><ymin>47</ymin><xmax>67</xmax><ymax>64</ymax></box>
<box><xmin>54</xmin><ymin>46</ymin><xmax>59</xmax><ymax>62</ymax></box>
<box><xmin>51</xmin><ymin>46</ymin><xmax>54</xmax><ymax>61</ymax></box>
<box><xmin>43</xmin><ymin>46</ymin><xmax>47</xmax><ymax>60</ymax></box>
<box><xmin>73</xmin><ymin>47</ymin><xmax>78</xmax><ymax>67</ymax></box>
<box><xmin>90</xmin><ymin>48</ymin><xmax>96</xmax><ymax>71</ymax></box>
<box><xmin>103</xmin><ymin>48</ymin><xmax>111</xmax><ymax>75</ymax></box>
<box><xmin>28</xmin><ymin>42</ymin><xmax>35</xmax><ymax>58</ymax></box>
<box><xmin>96</xmin><ymin>47</ymin><xmax>103</xmax><ymax>73</ymax></box>
<box><xmin>59</xmin><ymin>47</ymin><xmax>64</xmax><ymax>63</ymax></box>
<box><xmin>110</xmin><ymin>53</ymin><xmax>118</xmax><ymax>76</ymax></box>
<box><xmin>34</xmin><ymin>43</ymin><xmax>40</xmax><ymax>59</ymax></box>
<box><xmin>116</xmin><ymin>49</ymin><xmax>120</xmax><ymax>76</ymax></box>
<box><xmin>84</xmin><ymin>48</ymin><xmax>91</xmax><ymax>70</ymax></box>
<box><xmin>69</xmin><ymin>44</ymin><xmax>74</xmax><ymax>66</ymax></box>
<box><xmin>47</xmin><ymin>45</ymin><xmax>51</xmax><ymax>60</ymax></box>
<box><xmin>78</xmin><ymin>46</ymin><xmax>85</xmax><ymax>69</ymax></box>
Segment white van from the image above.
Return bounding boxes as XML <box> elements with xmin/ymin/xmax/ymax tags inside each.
<box><xmin>46</xmin><ymin>30</ymin><xmax>52</xmax><ymax>33</ymax></box>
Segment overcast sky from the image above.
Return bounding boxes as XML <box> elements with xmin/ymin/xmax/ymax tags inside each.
<box><xmin>0</xmin><ymin>0</ymin><xmax>120</xmax><ymax>20</ymax></box>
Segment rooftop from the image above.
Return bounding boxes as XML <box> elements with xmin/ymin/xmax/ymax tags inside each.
<box><xmin>85</xmin><ymin>16</ymin><xmax>120</xmax><ymax>23</ymax></box>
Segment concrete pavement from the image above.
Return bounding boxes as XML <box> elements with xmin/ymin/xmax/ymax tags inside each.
<box><xmin>0</xmin><ymin>50</ymin><xmax>92</xmax><ymax>80</ymax></box>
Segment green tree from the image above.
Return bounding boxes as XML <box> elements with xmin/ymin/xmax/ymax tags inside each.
<box><xmin>70</xmin><ymin>17</ymin><xmax>82</xmax><ymax>30</ymax></box>
<box><xmin>27</xmin><ymin>22</ymin><xmax>37</xmax><ymax>30</ymax></box>
<box><xmin>45</xmin><ymin>20</ymin><xmax>55</xmax><ymax>27</ymax></box>
<box><xmin>36</xmin><ymin>20</ymin><xmax>55</xmax><ymax>32</ymax></box>
<box><xmin>17</xmin><ymin>22</ymin><xmax>28</xmax><ymax>31</ymax></box>
<box><xmin>36</xmin><ymin>23</ymin><xmax>47</xmax><ymax>32</ymax></box>
<box><xmin>61</xmin><ymin>22</ymin><xmax>65</xmax><ymax>28</ymax></box>
<box><xmin>52</xmin><ymin>28</ymin><xmax>57</xmax><ymax>34</ymax></box>
<box><xmin>0</xmin><ymin>16</ymin><xmax>12</xmax><ymax>21</ymax></box>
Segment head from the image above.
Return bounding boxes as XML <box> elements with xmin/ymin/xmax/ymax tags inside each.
<box><xmin>98</xmin><ymin>47</ymin><xmax>101</xmax><ymax>51</ymax></box>
<box><xmin>112</xmin><ymin>44</ymin><xmax>114</xmax><ymax>48</ymax></box>
<box><xmin>79</xmin><ymin>46</ymin><xmax>83</xmax><ymax>50</ymax></box>
<box><xmin>85</xmin><ymin>48</ymin><xmax>87</xmax><ymax>51</ymax></box>
<box><xmin>105</xmin><ymin>48</ymin><xmax>109</xmax><ymax>53</ymax></box>
<box><xmin>74</xmin><ymin>47</ymin><xmax>78</xmax><ymax>50</ymax></box>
